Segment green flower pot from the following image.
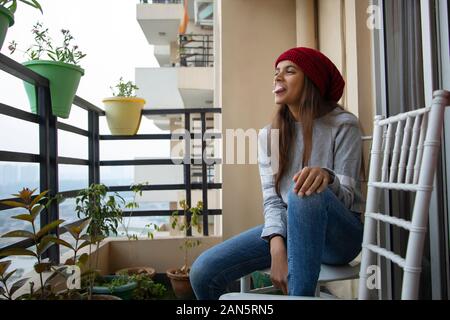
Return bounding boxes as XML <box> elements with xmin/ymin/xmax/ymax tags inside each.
<box><xmin>92</xmin><ymin>275</ymin><xmax>137</xmax><ymax>300</ymax></box>
<box><xmin>0</xmin><ymin>5</ymin><xmax>14</xmax><ymax>50</ymax></box>
<box><xmin>23</xmin><ymin>60</ymin><xmax>84</xmax><ymax>119</ymax></box>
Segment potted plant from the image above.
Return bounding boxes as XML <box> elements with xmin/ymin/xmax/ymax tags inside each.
<box><xmin>116</xmin><ymin>182</ymin><xmax>159</xmax><ymax>280</ymax></box>
<box><xmin>0</xmin><ymin>188</ymin><xmax>95</xmax><ymax>300</ymax></box>
<box><xmin>73</xmin><ymin>183</ymin><xmax>141</xmax><ymax>299</ymax></box>
<box><xmin>115</xmin><ymin>272</ymin><xmax>166</xmax><ymax>300</ymax></box>
<box><xmin>8</xmin><ymin>21</ymin><xmax>86</xmax><ymax>118</ymax></box>
<box><xmin>0</xmin><ymin>0</ymin><xmax>42</xmax><ymax>50</ymax></box>
<box><xmin>103</xmin><ymin>77</ymin><xmax>146</xmax><ymax>135</ymax></box>
<box><xmin>166</xmin><ymin>199</ymin><xmax>202</xmax><ymax>299</ymax></box>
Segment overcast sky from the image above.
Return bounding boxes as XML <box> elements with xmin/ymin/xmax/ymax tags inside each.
<box><xmin>0</xmin><ymin>0</ymin><xmax>171</xmax><ymax>179</ymax></box>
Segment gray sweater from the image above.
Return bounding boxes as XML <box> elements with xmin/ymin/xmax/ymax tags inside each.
<box><xmin>258</xmin><ymin>107</ymin><xmax>366</xmax><ymax>240</ymax></box>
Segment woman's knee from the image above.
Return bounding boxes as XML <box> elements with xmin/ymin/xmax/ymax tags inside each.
<box><xmin>190</xmin><ymin>248</ymin><xmax>220</xmax><ymax>289</ymax></box>
<box><xmin>287</xmin><ymin>183</ymin><xmax>327</xmax><ymax>208</ymax></box>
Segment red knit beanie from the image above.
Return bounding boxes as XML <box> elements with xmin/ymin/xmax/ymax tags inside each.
<box><xmin>275</xmin><ymin>47</ymin><xmax>345</xmax><ymax>102</ymax></box>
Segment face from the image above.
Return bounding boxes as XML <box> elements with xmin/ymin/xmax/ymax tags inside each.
<box><xmin>273</xmin><ymin>60</ymin><xmax>305</xmax><ymax>106</ymax></box>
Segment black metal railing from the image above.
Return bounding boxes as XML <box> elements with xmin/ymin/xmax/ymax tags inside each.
<box><xmin>0</xmin><ymin>52</ymin><xmax>222</xmax><ymax>264</ymax></box>
<box><xmin>179</xmin><ymin>34</ymin><xmax>214</xmax><ymax>67</ymax></box>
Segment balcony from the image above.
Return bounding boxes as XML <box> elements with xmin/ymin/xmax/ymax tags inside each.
<box><xmin>137</xmin><ymin>0</ymin><xmax>184</xmax><ymax>46</ymax></box>
<box><xmin>0</xmin><ymin>52</ymin><xmax>222</xmax><ymax>300</ymax></box>
<box><xmin>179</xmin><ymin>34</ymin><xmax>213</xmax><ymax>67</ymax></box>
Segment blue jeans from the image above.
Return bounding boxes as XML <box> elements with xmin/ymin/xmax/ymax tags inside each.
<box><xmin>190</xmin><ymin>184</ymin><xmax>364</xmax><ymax>299</ymax></box>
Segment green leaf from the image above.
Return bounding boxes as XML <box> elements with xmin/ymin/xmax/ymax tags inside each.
<box><xmin>0</xmin><ymin>260</ymin><xmax>11</xmax><ymax>276</ymax></box>
<box><xmin>34</xmin><ymin>262</ymin><xmax>51</xmax><ymax>273</ymax></box>
<box><xmin>30</xmin><ymin>190</ymin><xmax>48</xmax><ymax>207</ymax></box>
<box><xmin>77</xmin><ymin>240</ymin><xmax>91</xmax><ymax>251</ymax></box>
<box><xmin>9</xmin><ymin>1</ymin><xmax>17</xmax><ymax>14</ymax></box>
<box><xmin>11</xmin><ymin>214</ymin><xmax>34</xmax><ymax>223</ymax></box>
<box><xmin>37</xmin><ymin>234</ymin><xmax>72</xmax><ymax>255</ymax></box>
<box><xmin>20</xmin><ymin>0</ymin><xmax>43</xmax><ymax>13</ymax></box>
<box><xmin>35</xmin><ymin>219</ymin><xmax>64</xmax><ymax>239</ymax></box>
<box><xmin>63</xmin><ymin>218</ymin><xmax>91</xmax><ymax>239</ymax></box>
<box><xmin>1</xmin><ymin>230</ymin><xmax>35</xmax><ymax>239</ymax></box>
<box><xmin>77</xmin><ymin>253</ymin><xmax>89</xmax><ymax>266</ymax></box>
<box><xmin>0</xmin><ymin>248</ymin><xmax>37</xmax><ymax>258</ymax></box>
<box><xmin>0</xmin><ymin>286</ymin><xmax>5</xmax><ymax>297</ymax></box>
<box><xmin>0</xmin><ymin>200</ymin><xmax>27</xmax><ymax>208</ymax></box>
<box><xmin>49</xmin><ymin>237</ymin><xmax>73</xmax><ymax>250</ymax></box>
<box><xmin>36</xmin><ymin>240</ymin><xmax>53</xmax><ymax>257</ymax></box>
<box><xmin>3</xmin><ymin>269</ymin><xmax>17</xmax><ymax>282</ymax></box>
<box><xmin>31</xmin><ymin>204</ymin><xmax>44</xmax><ymax>221</ymax></box>
<box><xmin>10</xmin><ymin>278</ymin><xmax>30</xmax><ymax>296</ymax></box>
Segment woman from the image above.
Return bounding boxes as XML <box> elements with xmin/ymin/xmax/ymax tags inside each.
<box><xmin>189</xmin><ymin>47</ymin><xmax>365</xmax><ymax>299</ymax></box>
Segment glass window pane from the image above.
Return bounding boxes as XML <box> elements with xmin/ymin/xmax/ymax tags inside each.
<box><xmin>58</xmin><ymin>105</ymin><xmax>88</xmax><ymax>131</ymax></box>
<box><xmin>0</xmin><ymin>207</ymin><xmax>40</xmax><ymax>249</ymax></box>
<box><xmin>59</xmin><ymin>165</ymin><xmax>88</xmax><ymax>192</ymax></box>
<box><xmin>58</xmin><ymin>130</ymin><xmax>88</xmax><ymax>160</ymax></box>
<box><xmin>0</xmin><ymin>115</ymin><xmax>39</xmax><ymax>154</ymax></box>
<box><xmin>0</xmin><ymin>162</ymin><xmax>40</xmax><ymax>199</ymax></box>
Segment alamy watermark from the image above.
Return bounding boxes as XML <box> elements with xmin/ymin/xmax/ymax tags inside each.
<box><xmin>170</xmin><ymin>128</ymin><xmax>280</xmax><ymax>175</ymax></box>
<box><xmin>367</xmin><ymin>5</ymin><xmax>382</xmax><ymax>30</ymax></box>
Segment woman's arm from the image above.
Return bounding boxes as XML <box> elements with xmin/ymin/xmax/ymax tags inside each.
<box><xmin>258</xmin><ymin>127</ymin><xmax>288</xmax><ymax>241</ymax></box>
<box><xmin>324</xmin><ymin>122</ymin><xmax>363</xmax><ymax>209</ymax></box>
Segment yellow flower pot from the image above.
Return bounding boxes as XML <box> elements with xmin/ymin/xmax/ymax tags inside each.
<box><xmin>102</xmin><ymin>97</ymin><xmax>146</xmax><ymax>135</ymax></box>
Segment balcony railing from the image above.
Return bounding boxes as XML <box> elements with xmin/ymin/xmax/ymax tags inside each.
<box><xmin>179</xmin><ymin>34</ymin><xmax>214</xmax><ymax>67</ymax></box>
<box><xmin>0</xmin><ymin>52</ymin><xmax>222</xmax><ymax>265</ymax></box>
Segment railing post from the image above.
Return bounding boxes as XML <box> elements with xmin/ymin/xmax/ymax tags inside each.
<box><xmin>201</xmin><ymin>112</ymin><xmax>209</xmax><ymax>236</ymax></box>
<box><xmin>88</xmin><ymin>110</ymin><xmax>100</xmax><ymax>185</ymax></box>
<box><xmin>38</xmin><ymin>85</ymin><xmax>60</xmax><ymax>264</ymax></box>
<box><xmin>184</xmin><ymin>112</ymin><xmax>192</xmax><ymax>236</ymax></box>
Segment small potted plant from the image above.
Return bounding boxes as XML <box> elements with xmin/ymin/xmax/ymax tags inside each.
<box><xmin>103</xmin><ymin>77</ymin><xmax>146</xmax><ymax>135</ymax></box>
<box><xmin>8</xmin><ymin>21</ymin><xmax>86</xmax><ymax>118</ymax></box>
<box><xmin>73</xmin><ymin>183</ymin><xmax>140</xmax><ymax>299</ymax></box>
<box><xmin>116</xmin><ymin>182</ymin><xmax>159</xmax><ymax>280</ymax></box>
<box><xmin>166</xmin><ymin>199</ymin><xmax>202</xmax><ymax>299</ymax></box>
<box><xmin>0</xmin><ymin>0</ymin><xmax>42</xmax><ymax>50</ymax></box>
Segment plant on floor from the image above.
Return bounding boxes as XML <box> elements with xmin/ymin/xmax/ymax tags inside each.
<box><xmin>0</xmin><ymin>188</ymin><xmax>95</xmax><ymax>300</ymax></box>
<box><xmin>0</xmin><ymin>188</ymin><xmax>65</xmax><ymax>299</ymax></box>
<box><xmin>74</xmin><ymin>183</ymin><xmax>125</xmax><ymax>298</ymax></box>
<box><xmin>129</xmin><ymin>273</ymin><xmax>166</xmax><ymax>300</ymax></box>
<box><xmin>7</xmin><ymin>21</ymin><xmax>86</xmax><ymax>118</ymax></box>
<box><xmin>121</xmin><ymin>182</ymin><xmax>160</xmax><ymax>240</ymax></box>
<box><xmin>103</xmin><ymin>77</ymin><xmax>146</xmax><ymax>135</ymax></box>
<box><xmin>166</xmin><ymin>199</ymin><xmax>203</xmax><ymax>299</ymax></box>
<box><xmin>171</xmin><ymin>199</ymin><xmax>203</xmax><ymax>275</ymax></box>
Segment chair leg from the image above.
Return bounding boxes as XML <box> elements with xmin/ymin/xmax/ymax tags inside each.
<box><xmin>315</xmin><ymin>284</ymin><xmax>321</xmax><ymax>297</ymax></box>
<box><xmin>240</xmin><ymin>275</ymin><xmax>251</xmax><ymax>293</ymax></box>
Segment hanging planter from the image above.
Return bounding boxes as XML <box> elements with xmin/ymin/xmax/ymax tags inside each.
<box><xmin>103</xmin><ymin>97</ymin><xmax>145</xmax><ymax>135</ymax></box>
<box><xmin>8</xmin><ymin>21</ymin><xmax>86</xmax><ymax>119</ymax></box>
<box><xmin>23</xmin><ymin>60</ymin><xmax>84</xmax><ymax>118</ymax></box>
<box><xmin>0</xmin><ymin>5</ymin><xmax>14</xmax><ymax>50</ymax></box>
<box><xmin>103</xmin><ymin>77</ymin><xmax>145</xmax><ymax>135</ymax></box>
<box><xmin>0</xmin><ymin>1</ymin><xmax>43</xmax><ymax>51</ymax></box>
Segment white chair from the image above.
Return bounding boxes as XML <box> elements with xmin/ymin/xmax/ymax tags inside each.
<box><xmin>221</xmin><ymin>90</ymin><xmax>450</xmax><ymax>300</ymax></box>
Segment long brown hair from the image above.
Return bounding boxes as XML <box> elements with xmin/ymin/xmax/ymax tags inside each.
<box><xmin>270</xmin><ymin>76</ymin><xmax>338</xmax><ymax>196</ymax></box>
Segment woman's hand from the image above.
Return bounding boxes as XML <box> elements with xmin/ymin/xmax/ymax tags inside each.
<box><xmin>293</xmin><ymin>167</ymin><xmax>331</xmax><ymax>197</ymax></box>
<box><xmin>269</xmin><ymin>236</ymin><xmax>288</xmax><ymax>295</ymax></box>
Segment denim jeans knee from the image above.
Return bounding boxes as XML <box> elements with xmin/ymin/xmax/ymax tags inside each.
<box><xmin>287</xmin><ymin>180</ymin><xmax>328</xmax><ymax>210</ymax></box>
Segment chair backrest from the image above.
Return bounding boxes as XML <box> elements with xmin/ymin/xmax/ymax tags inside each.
<box><xmin>358</xmin><ymin>90</ymin><xmax>450</xmax><ymax>300</ymax></box>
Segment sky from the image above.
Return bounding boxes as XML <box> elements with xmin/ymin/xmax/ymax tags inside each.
<box><xmin>0</xmin><ymin>0</ymin><xmax>171</xmax><ymax>179</ymax></box>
